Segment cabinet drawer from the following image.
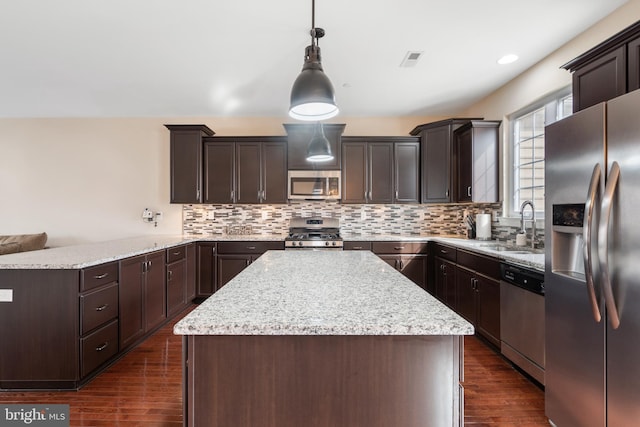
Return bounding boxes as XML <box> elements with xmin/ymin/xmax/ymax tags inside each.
<box><xmin>81</xmin><ymin>262</ymin><xmax>118</xmax><ymax>292</ymax></box>
<box><xmin>343</xmin><ymin>241</ymin><xmax>372</xmax><ymax>251</ymax></box>
<box><xmin>371</xmin><ymin>241</ymin><xmax>428</xmax><ymax>254</ymax></box>
<box><xmin>457</xmin><ymin>249</ymin><xmax>499</xmax><ymax>279</ymax></box>
<box><xmin>80</xmin><ymin>282</ymin><xmax>119</xmax><ymax>335</ymax></box>
<box><xmin>432</xmin><ymin>243</ymin><xmax>457</xmax><ymax>262</ymax></box>
<box><xmin>218</xmin><ymin>241</ymin><xmax>284</xmax><ymax>254</ymax></box>
<box><xmin>81</xmin><ymin>319</ymin><xmax>118</xmax><ymax>378</ymax></box>
<box><xmin>166</xmin><ymin>245</ymin><xmax>187</xmax><ymax>263</ymax></box>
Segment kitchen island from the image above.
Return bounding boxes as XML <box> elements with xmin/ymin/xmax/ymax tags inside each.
<box><xmin>174</xmin><ymin>250</ymin><xmax>473</xmax><ymax>427</ymax></box>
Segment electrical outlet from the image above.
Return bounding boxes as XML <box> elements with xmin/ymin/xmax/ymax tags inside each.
<box><xmin>142</xmin><ymin>208</ymin><xmax>153</xmax><ymax>220</ymax></box>
<box><xmin>155</xmin><ymin>212</ymin><xmax>163</xmax><ymax>221</ymax></box>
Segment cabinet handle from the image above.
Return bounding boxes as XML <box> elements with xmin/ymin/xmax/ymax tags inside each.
<box><xmin>352</xmin><ymin>246</ymin><xmax>363</xmax><ymax>250</ymax></box>
<box><xmin>467</xmin><ymin>186</ymin><xmax>472</xmax><ymax>197</ymax></box>
<box><xmin>167</xmin><ymin>270</ymin><xmax>173</xmax><ymax>281</ymax></box>
<box><xmin>445</xmin><ymin>189</ymin><xmax>450</xmax><ymax>197</ymax></box>
<box><xmin>196</xmin><ymin>189</ymin><xmax>201</xmax><ymax>200</ymax></box>
<box><xmin>395</xmin><ymin>190</ymin><xmax>399</xmax><ymax>200</ymax></box>
<box><xmin>94</xmin><ymin>273</ymin><xmax>109</xmax><ymax>280</ymax></box>
<box><xmin>172</xmin><ymin>251</ymin><xmax>181</xmax><ymax>256</ymax></box>
<box><xmin>147</xmin><ymin>260</ymin><xmax>152</xmax><ymax>270</ymax></box>
<box><xmin>440</xmin><ymin>249</ymin><xmax>448</xmax><ymax>254</ymax></box>
<box><xmin>399</xmin><ymin>260</ymin><xmax>404</xmax><ymax>270</ymax></box>
<box><xmin>368</xmin><ymin>191</ymin><xmax>372</xmax><ymax>200</ymax></box>
<box><xmin>212</xmin><ymin>246</ymin><xmax>216</xmax><ymax>254</ymax></box>
<box><xmin>245</xmin><ymin>259</ymin><xmax>250</xmax><ymax>266</ymax></box>
<box><xmin>96</xmin><ymin>342</ymin><xmax>109</xmax><ymax>352</ymax></box>
<box><xmin>230</xmin><ymin>190</ymin><xmax>235</xmax><ymax>202</ymax></box>
<box><xmin>95</xmin><ymin>304</ymin><xmax>109</xmax><ymax>312</ymax></box>
<box><xmin>261</xmin><ymin>190</ymin><xmax>266</xmax><ymax>201</ymax></box>
<box><xmin>247</xmin><ymin>246</ymin><xmax>256</xmax><ymax>250</ymax></box>
<box><xmin>394</xmin><ymin>246</ymin><xmax>405</xmax><ymax>251</ymax></box>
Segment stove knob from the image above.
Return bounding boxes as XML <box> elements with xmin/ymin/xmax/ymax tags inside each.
<box><xmin>332</xmin><ymin>241</ymin><xmax>336</xmax><ymax>246</ymax></box>
<box><xmin>298</xmin><ymin>241</ymin><xmax>303</xmax><ymax>247</ymax></box>
<box><xmin>325</xmin><ymin>241</ymin><xmax>330</xmax><ymax>246</ymax></box>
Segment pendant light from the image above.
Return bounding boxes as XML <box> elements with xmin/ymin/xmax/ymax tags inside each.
<box><xmin>289</xmin><ymin>0</ymin><xmax>339</xmax><ymax>121</ymax></box>
<box><xmin>306</xmin><ymin>122</ymin><xmax>333</xmax><ymax>162</ymax></box>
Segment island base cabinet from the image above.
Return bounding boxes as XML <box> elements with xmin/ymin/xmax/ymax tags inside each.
<box><xmin>183</xmin><ymin>335</ymin><xmax>462</xmax><ymax>427</ymax></box>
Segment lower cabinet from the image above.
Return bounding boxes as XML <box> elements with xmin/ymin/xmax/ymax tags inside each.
<box><xmin>432</xmin><ymin>243</ymin><xmax>457</xmax><ymax>308</ymax></box>
<box><xmin>455</xmin><ymin>249</ymin><xmax>501</xmax><ymax>348</ymax></box>
<box><xmin>119</xmin><ymin>250</ymin><xmax>167</xmax><ymax>350</ymax></box>
<box><xmin>217</xmin><ymin>241</ymin><xmax>285</xmax><ymax>288</ymax></box>
<box><xmin>166</xmin><ymin>245</ymin><xmax>188</xmax><ymax>317</ymax></box>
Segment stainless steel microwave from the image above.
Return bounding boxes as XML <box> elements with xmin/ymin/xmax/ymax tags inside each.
<box><xmin>287</xmin><ymin>170</ymin><xmax>341</xmax><ymax>200</ymax></box>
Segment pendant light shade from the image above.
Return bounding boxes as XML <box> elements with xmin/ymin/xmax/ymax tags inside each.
<box><xmin>306</xmin><ymin>122</ymin><xmax>334</xmax><ymax>162</ymax></box>
<box><xmin>289</xmin><ymin>1</ymin><xmax>339</xmax><ymax>121</ymax></box>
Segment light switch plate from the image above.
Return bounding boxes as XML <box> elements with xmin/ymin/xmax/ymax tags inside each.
<box><xmin>0</xmin><ymin>289</ymin><xmax>13</xmax><ymax>302</ymax></box>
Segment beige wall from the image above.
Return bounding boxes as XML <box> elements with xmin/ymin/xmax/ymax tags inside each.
<box><xmin>0</xmin><ymin>116</ymin><xmax>438</xmax><ymax>246</ymax></box>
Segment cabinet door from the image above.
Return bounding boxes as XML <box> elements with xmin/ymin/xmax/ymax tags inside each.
<box><xmin>262</xmin><ymin>141</ymin><xmax>287</xmax><ymax>204</ymax></box>
<box><xmin>204</xmin><ymin>142</ymin><xmax>235</xmax><ymax>203</ymax></box>
<box><xmin>284</xmin><ymin>123</ymin><xmax>344</xmax><ymax>170</ymax></box>
<box><xmin>456</xmin><ymin>128</ymin><xmax>473</xmax><ymax>203</ymax></box>
<box><xmin>421</xmin><ymin>126</ymin><xmax>452</xmax><ymax>203</ymax></box>
<box><xmin>341</xmin><ymin>142</ymin><xmax>368</xmax><ymax>203</ymax></box>
<box><xmin>435</xmin><ymin>257</ymin><xmax>456</xmax><ymax>309</ymax></box>
<box><xmin>217</xmin><ymin>255</ymin><xmax>252</xmax><ymax>289</ymax></box>
<box><xmin>144</xmin><ymin>251</ymin><xmax>166</xmax><ymax>332</ymax></box>
<box><xmin>186</xmin><ymin>243</ymin><xmax>196</xmax><ymax>302</ymax></box>
<box><xmin>573</xmin><ymin>46</ymin><xmax>626</xmax><ymax>112</ymax></box>
<box><xmin>394</xmin><ymin>142</ymin><xmax>420</xmax><ymax>203</ymax></box>
<box><xmin>368</xmin><ymin>142</ymin><xmax>394</xmax><ymax>203</ymax></box>
<box><xmin>236</xmin><ymin>142</ymin><xmax>261</xmax><ymax>204</ymax></box>
<box><xmin>476</xmin><ymin>274</ymin><xmax>501</xmax><ymax>348</ymax></box>
<box><xmin>628</xmin><ymin>35</ymin><xmax>640</xmax><ymax>92</ymax></box>
<box><xmin>167</xmin><ymin>126</ymin><xmax>212</xmax><ymax>204</ymax></box>
<box><xmin>119</xmin><ymin>255</ymin><xmax>145</xmax><ymax>350</ymax></box>
<box><xmin>167</xmin><ymin>259</ymin><xmax>187</xmax><ymax>317</ymax></box>
<box><xmin>197</xmin><ymin>243</ymin><xmax>216</xmax><ymax>298</ymax></box>
<box><xmin>455</xmin><ymin>266</ymin><xmax>476</xmax><ymax>324</ymax></box>
<box><xmin>397</xmin><ymin>254</ymin><xmax>427</xmax><ymax>288</ymax></box>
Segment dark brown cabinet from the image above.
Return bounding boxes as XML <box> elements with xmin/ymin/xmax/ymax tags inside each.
<box><xmin>186</xmin><ymin>243</ymin><xmax>196</xmax><ymax>302</ymax></box>
<box><xmin>341</xmin><ymin>137</ymin><xmax>419</xmax><ymax>204</ymax></box>
<box><xmin>204</xmin><ymin>137</ymin><xmax>287</xmax><ymax>204</ymax></box>
<box><xmin>284</xmin><ymin>123</ymin><xmax>345</xmax><ymax>170</ymax></box>
<box><xmin>166</xmin><ymin>245</ymin><xmax>188</xmax><ymax>317</ymax></box>
<box><xmin>216</xmin><ymin>241</ymin><xmax>285</xmax><ymax>289</ymax></box>
<box><xmin>165</xmin><ymin>124</ymin><xmax>215</xmax><ymax>204</ymax></box>
<box><xmin>455</xmin><ymin>121</ymin><xmax>500</xmax><ymax>203</ymax></box>
<box><xmin>432</xmin><ymin>243</ymin><xmax>457</xmax><ymax>308</ymax></box>
<box><xmin>369</xmin><ymin>241</ymin><xmax>428</xmax><ymax>288</ymax></box>
<box><xmin>119</xmin><ymin>250</ymin><xmax>166</xmax><ymax>351</ymax></box>
<box><xmin>563</xmin><ymin>21</ymin><xmax>640</xmax><ymax>112</ymax></box>
<box><xmin>410</xmin><ymin>119</ymin><xmax>481</xmax><ymax>203</ymax></box>
<box><xmin>455</xmin><ymin>249</ymin><xmax>501</xmax><ymax>348</ymax></box>
<box><xmin>196</xmin><ymin>242</ymin><xmax>217</xmax><ymax>298</ymax></box>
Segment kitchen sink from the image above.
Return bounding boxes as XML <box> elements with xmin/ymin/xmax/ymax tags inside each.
<box><xmin>476</xmin><ymin>243</ymin><xmax>544</xmax><ymax>254</ymax></box>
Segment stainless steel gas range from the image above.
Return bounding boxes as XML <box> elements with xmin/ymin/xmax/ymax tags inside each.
<box><xmin>284</xmin><ymin>217</ymin><xmax>343</xmax><ymax>250</ymax></box>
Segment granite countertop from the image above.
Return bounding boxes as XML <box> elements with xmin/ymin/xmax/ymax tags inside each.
<box><xmin>0</xmin><ymin>232</ymin><xmax>544</xmax><ymax>272</ymax></box>
<box><xmin>174</xmin><ymin>250</ymin><xmax>474</xmax><ymax>336</ymax></box>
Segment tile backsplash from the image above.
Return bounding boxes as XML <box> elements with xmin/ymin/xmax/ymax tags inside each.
<box><xmin>183</xmin><ymin>202</ymin><xmax>508</xmax><ymax>238</ymax></box>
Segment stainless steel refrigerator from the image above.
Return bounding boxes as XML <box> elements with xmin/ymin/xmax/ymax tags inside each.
<box><xmin>545</xmin><ymin>88</ymin><xmax>640</xmax><ymax>426</ymax></box>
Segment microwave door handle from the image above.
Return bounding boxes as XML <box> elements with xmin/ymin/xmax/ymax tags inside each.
<box><xmin>598</xmin><ymin>161</ymin><xmax>621</xmax><ymax>330</ymax></box>
<box><xmin>583</xmin><ymin>163</ymin><xmax>602</xmax><ymax>323</ymax></box>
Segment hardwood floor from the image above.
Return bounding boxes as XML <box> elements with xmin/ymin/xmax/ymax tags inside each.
<box><xmin>1</xmin><ymin>307</ymin><xmax>547</xmax><ymax>426</ymax></box>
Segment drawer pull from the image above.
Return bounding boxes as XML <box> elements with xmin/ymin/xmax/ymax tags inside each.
<box><xmin>440</xmin><ymin>249</ymin><xmax>448</xmax><ymax>254</ymax></box>
<box><xmin>352</xmin><ymin>246</ymin><xmax>363</xmax><ymax>250</ymax></box>
<box><xmin>96</xmin><ymin>342</ymin><xmax>109</xmax><ymax>352</ymax></box>
<box><xmin>394</xmin><ymin>247</ymin><xmax>405</xmax><ymax>250</ymax></box>
<box><xmin>95</xmin><ymin>304</ymin><xmax>109</xmax><ymax>312</ymax></box>
<box><xmin>172</xmin><ymin>251</ymin><xmax>181</xmax><ymax>256</ymax></box>
<box><xmin>246</xmin><ymin>246</ymin><xmax>256</xmax><ymax>250</ymax></box>
<box><xmin>94</xmin><ymin>273</ymin><xmax>109</xmax><ymax>279</ymax></box>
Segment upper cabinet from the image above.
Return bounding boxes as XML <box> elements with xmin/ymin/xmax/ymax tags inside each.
<box><xmin>341</xmin><ymin>137</ymin><xmax>420</xmax><ymax>204</ymax></box>
<box><xmin>203</xmin><ymin>137</ymin><xmax>287</xmax><ymax>204</ymax></box>
<box><xmin>284</xmin><ymin>123</ymin><xmax>346</xmax><ymax>170</ymax></box>
<box><xmin>563</xmin><ymin>20</ymin><xmax>640</xmax><ymax>112</ymax></box>
<box><xmin>165</xmin><ymin>124</ymin><xmax>215</xmax><ymax>204</ymax></box>
<box><xmin>454</xmin><ymin>120</ymin><xmax>500</xmax><ymax>203</ymax></box>
<box><xmin>410</xmin><ymin>118</ymin><xmax>482</xmax><ymax>203</ymax></box>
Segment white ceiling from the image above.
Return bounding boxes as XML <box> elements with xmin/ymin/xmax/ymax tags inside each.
<box><xmin>0</xmin><ymin>0</ymin><xmax>628</xmax><ymax>118</ymax></box>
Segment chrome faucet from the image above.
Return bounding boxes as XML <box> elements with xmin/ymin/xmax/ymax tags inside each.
<box><xmin>520</xmin><ymin>200</ymin><xmax>537</xmax><ymax>249</ymax></box>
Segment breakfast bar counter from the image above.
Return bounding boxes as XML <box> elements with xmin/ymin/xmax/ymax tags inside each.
<box><xmin>174</xmin><ymin>250</ymin><xmax>473</xmax><ymax>427</ymax></box>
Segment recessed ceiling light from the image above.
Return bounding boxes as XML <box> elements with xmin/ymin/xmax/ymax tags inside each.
<box><xmin>400</xmin><ymin>51</ymin><xmax>424</xmax><ymax>68</ymax></box>
<box><xmin>497</xmin><ymin>54</ymin><xmax>519</xmax><ymax>65</ymax></box>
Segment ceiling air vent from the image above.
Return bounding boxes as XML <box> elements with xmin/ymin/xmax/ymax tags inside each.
<box><xmin>400</xmin><ymin>51</ymin><xmax>423</xmax><ymax>68</ymax></box>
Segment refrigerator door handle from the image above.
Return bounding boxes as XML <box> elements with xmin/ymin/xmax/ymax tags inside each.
<box><xmin>599</xmin><ymin>161</ymin><xmax>621</xmax><ymax>330</ymax></box>
<box><xmin>583</xmin><ymin>163</ymin><xmax>603</xmax><ymax>322</ymax></box>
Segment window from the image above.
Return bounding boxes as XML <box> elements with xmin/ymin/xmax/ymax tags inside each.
<box><xmin>508</xmin><ymin>89</ymin><xmax>572</xmax><ymax>216</ymax></box>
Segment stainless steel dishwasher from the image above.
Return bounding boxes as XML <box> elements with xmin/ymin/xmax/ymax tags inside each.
<box><xmin>500</xmin><ymin>262</ymin><xmax>545</xmax><ymax>385</ymax></box>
